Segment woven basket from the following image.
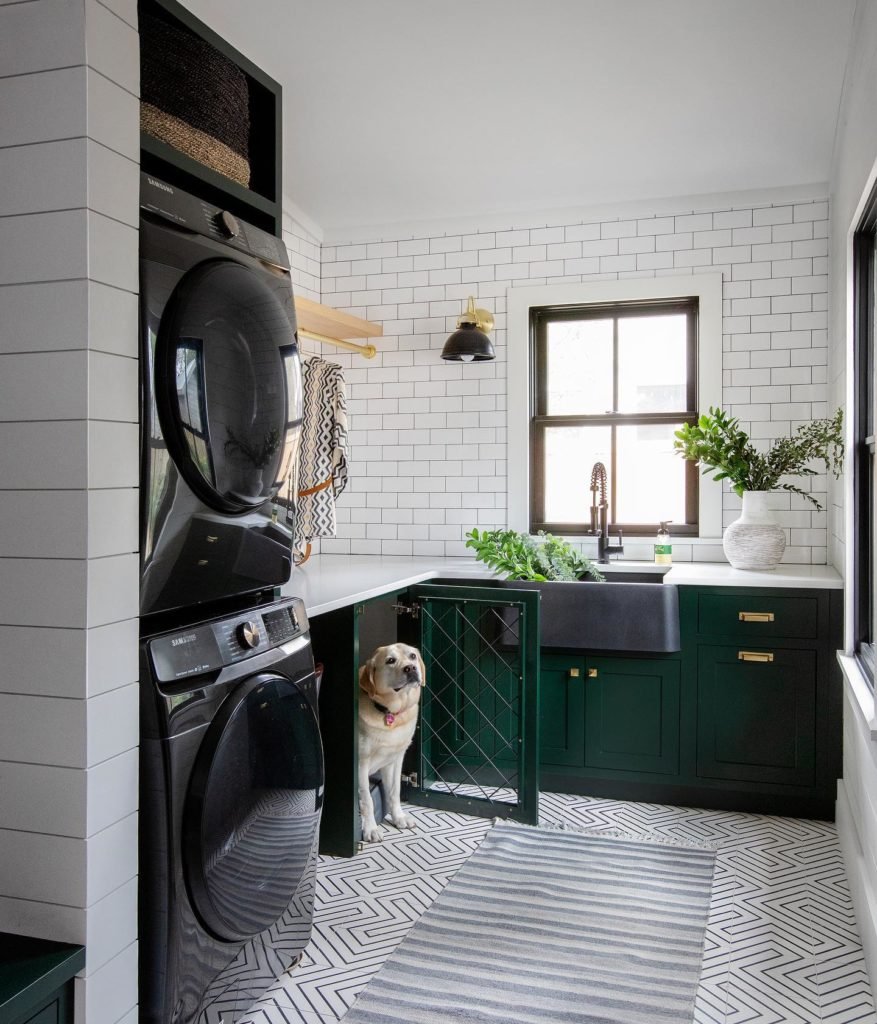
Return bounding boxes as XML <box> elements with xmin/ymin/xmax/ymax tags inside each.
<box><xmin>140</xmin><ymin>10</ymin><xmax>251</xmax><ymax>188</ymax></box>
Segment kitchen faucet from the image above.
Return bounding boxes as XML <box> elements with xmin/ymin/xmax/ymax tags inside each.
<box><xmin>588</xmin><ymin>462</ymin><xmax>624</xmax><ymax>563</ymax></box>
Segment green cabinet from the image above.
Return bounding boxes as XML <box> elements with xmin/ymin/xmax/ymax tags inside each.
<box><xmin>537</xmin><ymin>583</ymin><xmax>841</xmax><ymax>820</ymax></box>
<box><xmin>696</xmin><ymin>645</ymin><xmax>816</xmax><ymax>786</ymax></box>
<box><xmin>585</xmin><ymin>656</ymin><xmax>680</xmax><ymax>775</ymax></box>
<box><xmin>0</xmin><ymin>934</ymin><xmax>83</xmax><ymax>1024</ymax></box>
<box><xmin>539</xmin><ymin>652</ymin><xmax>680</xmax><ymax>777</ymax></box>
<box><xmin>686</xmin><ymin>584</ymin><xmax>840</xmax><ymax>817</ymax></box>
<box><xmin>311</xmin><ymin>575</ymin><xmax>843</xmax><ymax>857</ymax></box>
<box><xmin>540</xmin><ymin>655</ymin><xmax>585</xmax><ymax>767</ymax></box>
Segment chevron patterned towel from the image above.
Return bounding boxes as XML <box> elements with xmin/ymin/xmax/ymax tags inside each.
<box><xmin>296</xmin><ymin>356</ymin><xmax>349</xmax><ymax>544</ymax></box>
<box><xmin>343</xmin><ymin>820</ymin><xmax>715</xmax><ymax>1024</ymax></box>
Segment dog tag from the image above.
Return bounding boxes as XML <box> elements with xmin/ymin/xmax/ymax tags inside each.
<box><xmin>384</xmin><ymin>712</ymin><xmax>396</xmax><ymax>727</ymax></box>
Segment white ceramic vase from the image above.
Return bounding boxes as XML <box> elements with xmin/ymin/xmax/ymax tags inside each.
<box><xmin>722</xmin><ymin>490</ymin><xmax>786</xmax><ymax>571</ymax></box>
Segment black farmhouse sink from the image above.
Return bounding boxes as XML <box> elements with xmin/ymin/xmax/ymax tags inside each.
<box><xmin>493</xmin><ymin>576</ymin><xmax>680</xmax><ymax>652</ymax></box>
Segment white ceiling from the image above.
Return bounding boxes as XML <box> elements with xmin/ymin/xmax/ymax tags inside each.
<box><xmin>181</xmin><ymin>0</ymin><xmax>856</xmax><ymax>239</ymax></box>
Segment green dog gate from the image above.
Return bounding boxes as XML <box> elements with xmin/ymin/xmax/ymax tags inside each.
<box><xmin>396</xmin><ymin>584</ymin><xmax>540</xmax><ymax>826</ymax></box>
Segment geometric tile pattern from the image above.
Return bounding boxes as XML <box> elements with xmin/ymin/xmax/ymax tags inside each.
<box><xmin>240</xmin><ymin>793</ymin><xmax>877</xmax><ymax>1024</ymax></box>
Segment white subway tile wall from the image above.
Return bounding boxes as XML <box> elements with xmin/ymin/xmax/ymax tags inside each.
<box><xmin>0</xmin><ymin>2</ymin><xmax>140</xmax><ymax>1023</ymax></box>
<box><xmin>318</xmin><ymin>198</ymin><xmax>830</xmax><ymax>563</ymax></box>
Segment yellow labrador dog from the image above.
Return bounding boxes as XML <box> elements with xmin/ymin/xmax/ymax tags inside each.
<box><xmin>358</xmin><ymin>643</ymin><xmax>425</xmax><ymax>843</ymax></box>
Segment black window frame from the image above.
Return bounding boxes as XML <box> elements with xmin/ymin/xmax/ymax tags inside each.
<box><xmin>530</xmin><ymin>297</ymin><xmax>699</xmax><ymax>536</ymax></box>
<box><xmin>854</xmin><ymin>190</ymin><xmax>877</xmax><ymax>687</ymax></box>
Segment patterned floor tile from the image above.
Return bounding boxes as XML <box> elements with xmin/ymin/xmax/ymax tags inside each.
<box><xmin>237</xmin><ymin>1003</ymin><xmax>327</xmax><ymax>1024</ymax></box>
<box><xmin>242</xmin><ymin>794</ymin><xmax>877</xmax><ymax>1024</ymax></box>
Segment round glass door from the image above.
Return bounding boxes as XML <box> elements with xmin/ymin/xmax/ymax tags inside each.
<box><xmin>156</xmin><ymin>259</ymin><xmax>301</xmax><ymax>513</ymax></box>
<box><xmin>183</xmin><ymin>673</ymin><xmax>324</xmax><ymax>942</ymax></box>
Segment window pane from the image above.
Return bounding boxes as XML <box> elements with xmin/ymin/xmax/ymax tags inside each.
<box><xmin>616</xmin><ymin>423</ymin><xmax>687</xmax><ymax>524</ymax></box>
<box><xmin>617</xmin><ymin>314</ymin><xmax>688</xmax><ymax>413</ymax></box>
<box><xmin>543</xmin><ymin>425</ymin><xmax>612</xmax><ymax>523</ymax></box>
<box><xmin>546</xmin><ymin>319</ymin><xmax>613</xmax><ymax>414</ymax></box>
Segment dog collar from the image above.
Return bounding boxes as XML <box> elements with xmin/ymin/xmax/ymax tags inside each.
<box><xmin>371</xmin><ymin>700</ymin><xmax>396</xmax><ymax>727</ymax></box>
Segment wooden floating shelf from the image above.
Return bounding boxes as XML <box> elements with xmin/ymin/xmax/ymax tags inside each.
<box><xmin>294</xmin><ymin>296</ymin><xmax>383</xmax><ymax>359</ymax></box>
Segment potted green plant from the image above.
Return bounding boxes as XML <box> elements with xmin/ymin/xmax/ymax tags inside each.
<box><xmin>673</xmin><ymin>407</ymin><xmax>844</xmax><ymax>570</ymax></box>
<box><xmin>464</xmin><ymin>528</ymin><xmax>605</xmax><ymax>581</ymax></box>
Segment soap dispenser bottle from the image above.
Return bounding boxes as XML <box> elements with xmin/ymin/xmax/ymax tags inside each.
<box><xmin>655</xmin><ymin>521</ymin><xmax>672</xmax><ymax>565</ymax></box>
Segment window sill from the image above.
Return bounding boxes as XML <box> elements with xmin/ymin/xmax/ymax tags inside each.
<box><xmin>562</xmin><ymin>534</ymin><xmax>721</xmax><ymax>544</ymax></box>
<box><xmin>838</xmin><ymin>651</ymin><xmax>877</xmax><ymax>740</ymax></box>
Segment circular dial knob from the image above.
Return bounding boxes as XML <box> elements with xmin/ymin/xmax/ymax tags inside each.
<box><xmin>217</xmin><ymin>210</ymin><xmax>240</xmax><ymax>238</ymax></box>
<box><xmin>237</xmin><ymin>621</ymin><xmax>262</xmax><ymax>649</ymax></box>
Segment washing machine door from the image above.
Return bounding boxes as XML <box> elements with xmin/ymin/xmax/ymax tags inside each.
<box><xmin>183</xmin><ymin>672</ymin><xmax>323</xmax><ymax>943</ymax></box>
<box><xmin>156</xmin><ymin>258</ymin><xmax>302</xmax><ymax>514</ymax></box>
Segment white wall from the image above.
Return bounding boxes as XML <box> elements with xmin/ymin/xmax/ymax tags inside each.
<box><xmin>0</xmin><ymin>2</ymin><xmax>140</xmax><ymax>1022</ymax></box>
<box><xmin>829</xmin><ymin>0</ymin><xmax>877</xmax><ymax>992</ymax></box>
<box><xmin>282</xmin><ymin>201</ymin><xmax>321</xmax><ymax>303</ymax></box>
<box><xmin>319</xmin><ymin>194</ymin><xmax>831</xmax><ymax>563</ymax></box>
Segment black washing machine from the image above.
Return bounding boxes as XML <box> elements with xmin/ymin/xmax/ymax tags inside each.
<box><xmin>139</xmin><ymin>595</ymin><xmax>323</xmax><ymax>1024</ymax></box>
<box><xmin>140</xmin><ymin>172</ymin><xmax>303</xmax><ymax>621</ymax></box>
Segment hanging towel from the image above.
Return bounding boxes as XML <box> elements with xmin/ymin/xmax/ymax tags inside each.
<box><xmin>295</xmin><ymin>356</ymin><xmax>349</xmax><ymax>547</ymax></box>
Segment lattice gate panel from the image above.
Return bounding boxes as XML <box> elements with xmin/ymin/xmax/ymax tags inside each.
<box><xmin>400</xmin><ymin>585</ymin><xmax>539</xmax><ymax>825</ymax></box>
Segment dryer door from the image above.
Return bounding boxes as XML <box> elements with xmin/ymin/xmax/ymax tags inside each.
<box><xmin>183</xmin><ymin>672</ymin><xmax>323</xmax><ymax>943</ymax></box>
<box><xmin>156</xmin><ymin>258</ymin><xmax>302</xmax><ymax>514</ymax></box>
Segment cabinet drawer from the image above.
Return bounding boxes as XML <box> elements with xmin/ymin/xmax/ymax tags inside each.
<box><xmin>697</xmin><ymin>593</ymin><xmax>818</xmax><ymax>639</ymax></box>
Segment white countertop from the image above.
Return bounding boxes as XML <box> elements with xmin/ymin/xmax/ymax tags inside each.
<box><xmin>281</xmin><ymin>556</ymin><xmax>492</xmax><ymax>617</ymax></box>
<box><xmin>282</xmin><ymin>555</ymin><xmax>842</xmax><ymax>617</ymax></box>
<box><xmin>663</xmin><ymin>562</ymin><xmax>843</xmax><ymax>589</ymax></box>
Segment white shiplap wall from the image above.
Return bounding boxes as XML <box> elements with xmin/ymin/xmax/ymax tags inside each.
<box><xmin>0</xmin><ymin>2</ymin><xmax>140</xmax><ymax>1023</ymax></box>
<box><xmin>319</xmin><ymin>196</ymin><xmax>831</xmax><ymax>563</ymax></box>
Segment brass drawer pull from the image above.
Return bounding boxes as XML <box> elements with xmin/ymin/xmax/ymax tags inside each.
<box><xmin>739</xmin><ymin>611</ymin><xmax>775</xmax><ymax>623</ymax></box>
<box><xmin>738</xmin><ymin>650</ymin><xmax>774</xmax><ymax>663</ymax></box>
<box><xmin>568</xmin><ymin>667</ymin><xmax>580</xmax><ymax>679</ymax></box>
<box><xmin>587</xmin><ymin>668</ymin><xmax>598</xmax><ymax>678</ymax></box>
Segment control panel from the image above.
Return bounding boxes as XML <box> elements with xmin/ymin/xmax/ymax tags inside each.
<box><xmin>149</xmin><ymin>597</ymin><xmax>308</xmax><ymax>683</ymax></box>
<box><xmin>139</xmin><ymin>172</ymin><xmax>289</xmax><ymax>270</ymax></box>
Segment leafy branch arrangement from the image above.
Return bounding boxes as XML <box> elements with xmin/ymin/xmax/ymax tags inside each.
<box><xmin>224</xmin><ymin>427</ymin><xmax>281</xmax><ymax>468</ymax></box>
<box><xmin>465</xmin><ymin>528</ymin><xmax>605</xmax><ymax>582</ymax></box>
<box><xmin>673</xmin><ymin>407</ymin><xmax>844</xmax><ymax>510</ymax></box>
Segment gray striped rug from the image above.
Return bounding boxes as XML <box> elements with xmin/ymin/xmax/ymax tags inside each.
<box><xmin>342</xmin><ymin>820</ymin><xmax>715</xmax><ymax>1024</ymax></box>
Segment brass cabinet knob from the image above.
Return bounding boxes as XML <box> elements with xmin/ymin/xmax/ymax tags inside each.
<box><xmin>587</xmin><ymin>667</ymin><xmax>598</xmax><ymax>678</ymax></box>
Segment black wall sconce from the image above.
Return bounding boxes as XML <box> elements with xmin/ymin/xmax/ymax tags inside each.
<box><xmin>441</xmin><ymin>295</ymin><xmax>495</xmax><ymax>361</ymax></box>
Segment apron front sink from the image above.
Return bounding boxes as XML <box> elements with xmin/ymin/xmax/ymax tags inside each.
<box><xmin>496</xmin><ymin>577</ymin><xmax>680</xmax><ymax>652</ymax></box>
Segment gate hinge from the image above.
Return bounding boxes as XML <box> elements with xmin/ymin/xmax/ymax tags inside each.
<box><xmin>401</xmin><ymin>772</ymin><xmax>419</xmax><ymax>786</ymax></box>
<box><xmin>393</xmin><ymin>602</ymin><xmax>420</xmax><ymax>619</ymax></box>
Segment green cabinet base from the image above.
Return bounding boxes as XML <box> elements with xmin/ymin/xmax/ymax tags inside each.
<box><xmin>0</xmin><ymin>934</ymin><xmax>83</xmax><ymax>1024</ymax></box>
<box><xmin>539</xmin><ymin>770</ymin><xmax>836</xmax><ymax>821</ymax></box>
<box><xmin>537</xmin><ymin>585</ymin><xmax>841</xmax><ymax>823</ymax></box>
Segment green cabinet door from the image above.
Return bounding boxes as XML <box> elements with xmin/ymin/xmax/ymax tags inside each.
<box><xmin>539</xmin><ymin>654</ymin><xmax>586</xmax><ymax>768</ymax></box>
<box><xmin>584</xmin><ymin>657</ymin><xmax>680</xmax><ymax>775</ymax></box>
<box><xmin>697</xmin><ymin>645</ymin><xmax>816</xmax><ymax>786</ymax></box>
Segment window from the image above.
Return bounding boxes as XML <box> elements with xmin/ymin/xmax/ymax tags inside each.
<box><xmin>529</xmin><ymin>298</ymin><xmax>699</xmax><ymax>535</ymax></box>
<box><xmin>854</xmin><ymin>192</ymin><xmax>877</xmax><ymax>686</ymax></box>
<box><xmin>507</xmin><ymin>276</ymin><xmax>722</xmax><ymax>538</ymax></box>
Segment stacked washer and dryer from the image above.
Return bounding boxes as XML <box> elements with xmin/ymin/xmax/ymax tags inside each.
<box><xmin>138</xmin><ymin>173</ymin><xmax>324</xmax><ymax>1024</ymax></box>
